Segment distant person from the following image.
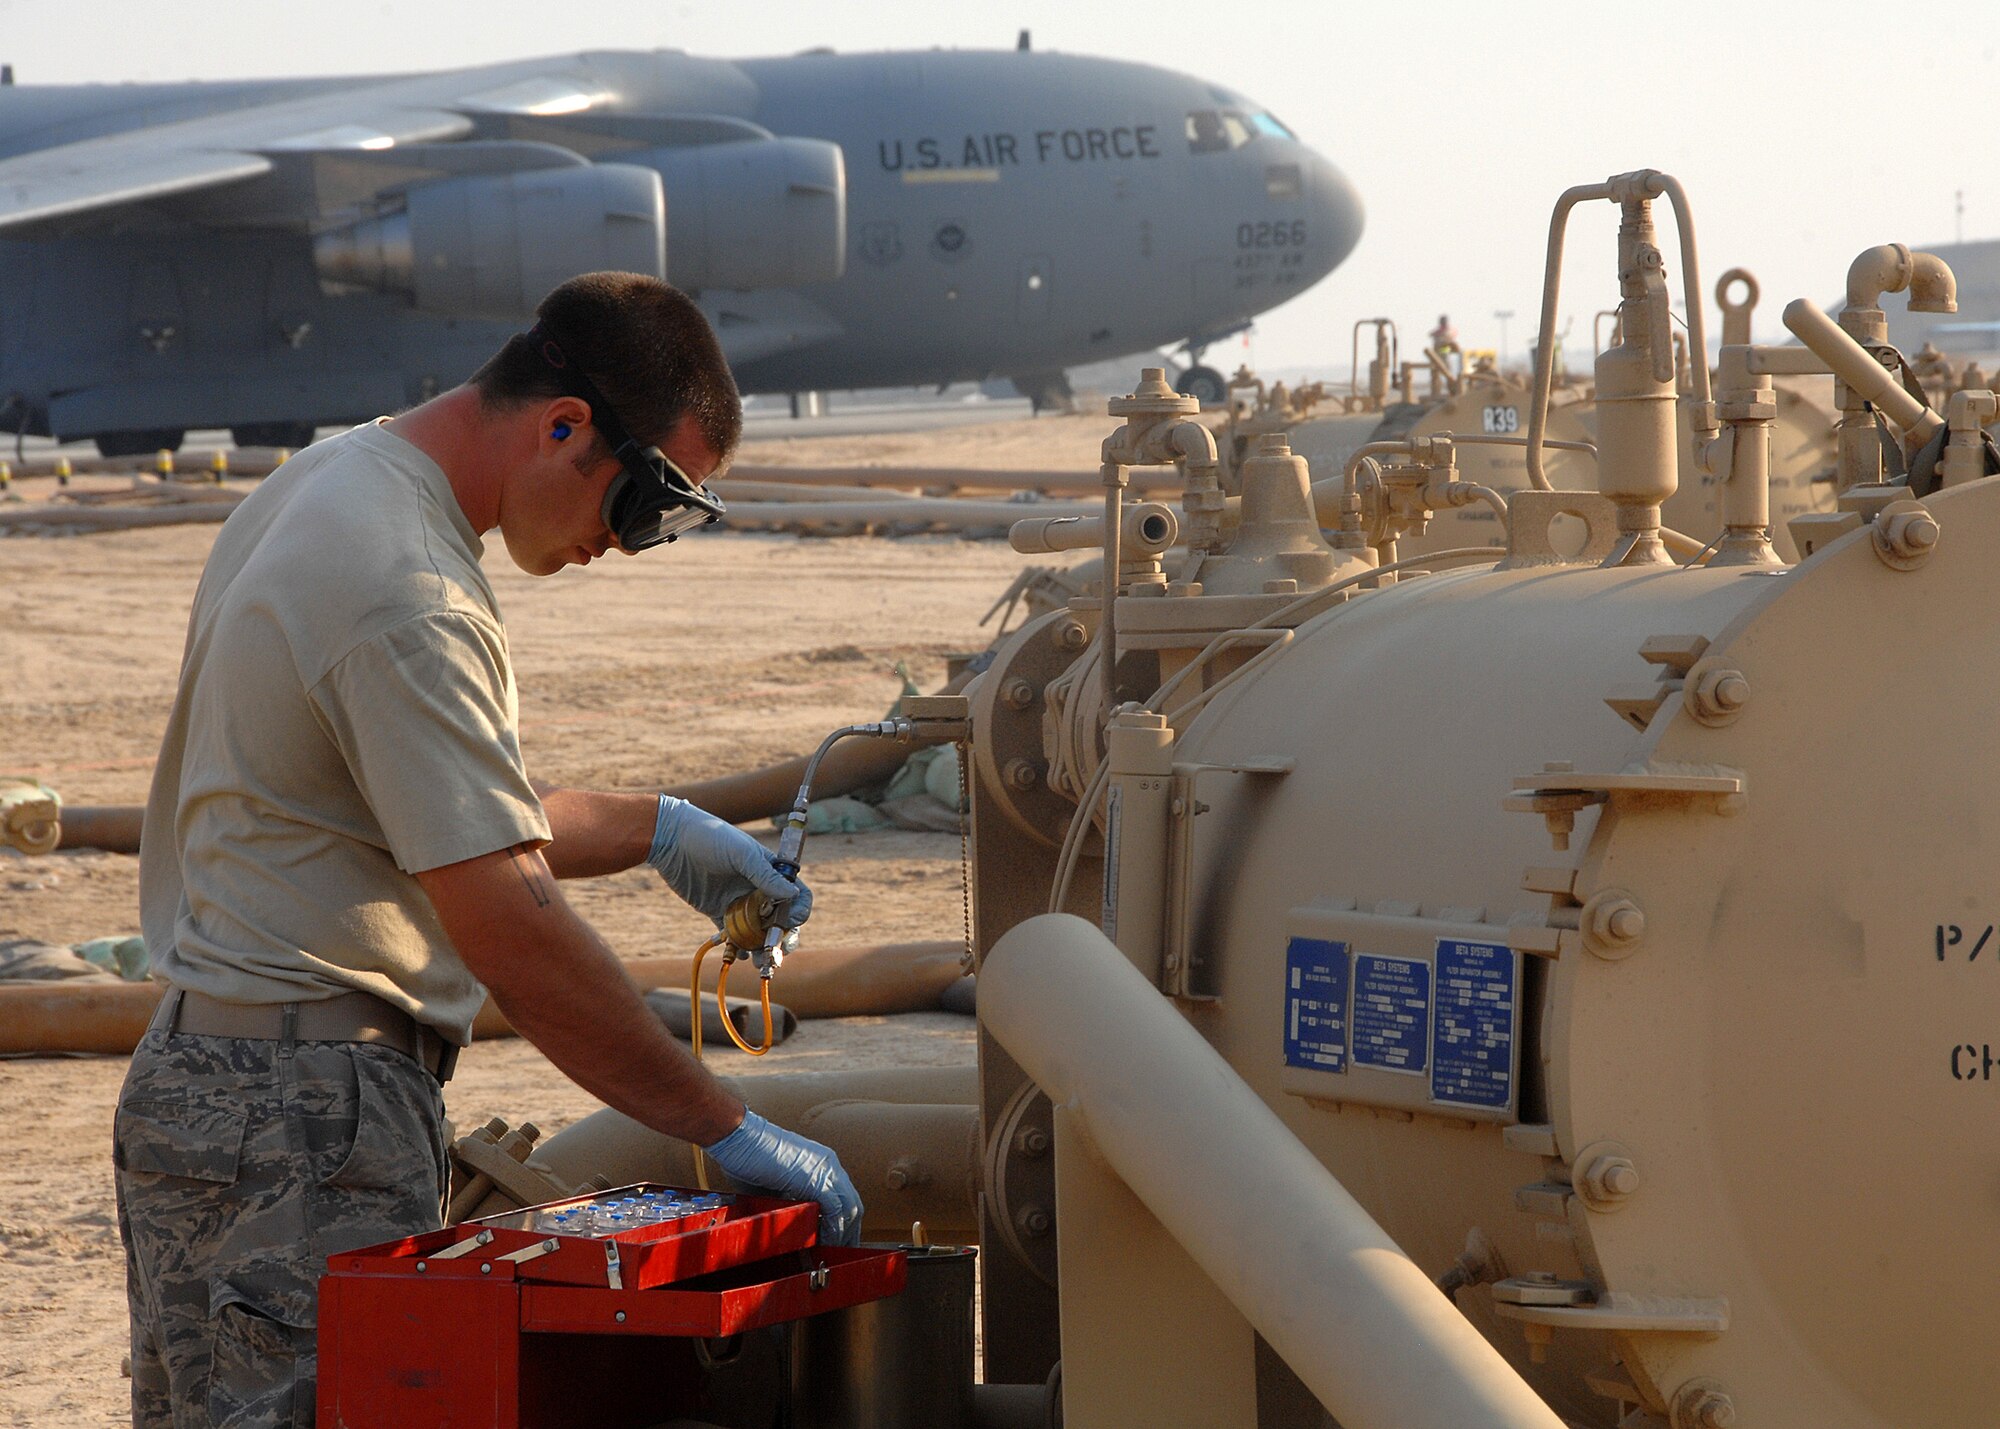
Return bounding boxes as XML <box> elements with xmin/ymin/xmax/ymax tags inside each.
<box><xmin>1430</xmin><ymin>313</ymin><xmax>1463</xmax><ymax>378</ymax></box>
<box><xmin>114</xmin><ymin>272</ymin><xmax>860</xmax><ymax>1428</ymax></box>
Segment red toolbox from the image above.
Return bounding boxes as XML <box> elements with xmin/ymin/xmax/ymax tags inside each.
<box><xmin>317</xmin><ymin>1184</ymin><xmax>907</xmax><ymax>1428</ymax></box>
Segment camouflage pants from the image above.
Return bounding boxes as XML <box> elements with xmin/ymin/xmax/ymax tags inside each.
<box><xmin>113</xmin><ymin>1001</ymin><xmax>447</xmax><ymax>1429</ymax></box>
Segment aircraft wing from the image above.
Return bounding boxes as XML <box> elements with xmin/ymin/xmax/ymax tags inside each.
<box><xmin>0</xmin><ymin>101</ymin><xmax>477</xmax><ymax>234</ymax></box>
<box><xmin>0</xmin><ymin>144</ymin><xmax>274</xmax><ymax>230</ymax></box>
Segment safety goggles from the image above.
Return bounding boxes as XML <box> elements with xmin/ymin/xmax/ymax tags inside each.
<box><xmin>526</xmin><ymin>325</ymin><xmax>726</xmax><ymax>551</ymax></box>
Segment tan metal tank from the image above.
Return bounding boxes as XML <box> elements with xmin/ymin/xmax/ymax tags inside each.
<box><xmin>1046</xmin><ymin>489</ymin><xmax>1996</xmax><ymax>1424</ymax></box>
<box><xmin>961</xmin><ymin>173</ymin><xmax>2000</xmax><ymax>1427</ymax></box>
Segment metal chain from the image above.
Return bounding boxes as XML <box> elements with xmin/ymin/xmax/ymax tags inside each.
<box><xmin>955</xmin><ymin>740</ymin><xmax>975</xmax><ymax>972</ymax></box>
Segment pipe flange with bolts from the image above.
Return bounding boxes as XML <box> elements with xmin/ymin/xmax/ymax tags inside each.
<box><xmin>983</xmin><ymin>1082</ymin><xmax>1059</xmax><ymax>1288</ymax></box>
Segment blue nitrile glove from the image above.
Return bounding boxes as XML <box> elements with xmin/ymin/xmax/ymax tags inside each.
<box><xmin>703</xmin><ymin>1110</ymin><xmax>863</xmax><ymax>1246</ymax></box>
<box><xmin>649</xmin><ymin>795</ymin><xmax>813</xmax><ymax>930</ymax></box>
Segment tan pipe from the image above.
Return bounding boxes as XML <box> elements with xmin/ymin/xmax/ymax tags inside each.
<box><xmin>981</xmin><ymin>914</ymin><xmax>1565</xmax><ymax>1429</ymax></box>
<box><xmin>724</xmin><ymin>464</ymin><xmax>1183</xmax><ymax>497</ymax></box>
<box><xmin>1009</xmin><ymin>502</ymin><xmax>1177</xmax><ymax>559</ymax></box>
<box><xmin>1008</xmin><ymin>513</ymin><xmax>1103</xmax><ymax>554</ymax></box>
<box><xmin>55</xmin><ymin>805</ymin><xmax>145</xmax><ymax>854</ymax></box>
<box><xmin>1783</xmin><ymin>299</ymin><xmax>1944</xmax><ymax>444</ymax></box>
<box><xmin>510</xmin><ymin>1066</ymin><xmax>980</xmax><ymax>1241</ymax></box>
<box><xmin>0</xmin><ymin>980</ymin><xmax>163</xmax><ymax>1054</ymax></box>
<box><xmin>715</xmin><ymin>479</ymin><xmax>921</xmax><ymax>504</ymax></box>
<box><xmin>0</xmin><ymin>940</ymin><xmax>966</xmax><ymax>1055</ymax></box>
<box><xmin>51</xmin><ymin>725</ymin><xmax>954</xmax><ymax>856</ymax></box>
<box><xmin>0</xmin><ymin>499</ymin><xmax>241</xmax><ymax>531</ymax></box>
<box><xmin>1846</xmin><ymin>242</ymin><xmax>1959</xmax><ymax>314</ymax></box>
<box><xmin>9</xmin><ymin>449</ymin><xmax>289</xmax><ymax>480</ymax></box>
<box><xmin>721</xmin><ymin>498</ymin><xmax>1097</xmax><ymax>533</ymax></box>
<box><xmin>1526</xmin><ymin>182</ymin><xmax>1613</xmax><ymax>490</ymax></box>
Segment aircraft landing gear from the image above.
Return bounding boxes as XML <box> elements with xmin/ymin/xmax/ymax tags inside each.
<box><xmin>231</xmin><ymin>421</ymin><xmax>318</xmax><ymax>450</ymax></box>
<box><xmin>1009</xmin><ymin>371</ymin><xmax>1075</xmax><ymax>415</ymax></box>
<box><xmin>94</xmin><ymin>429</ymin><xmax>184</xmax><ymax>459</ymax></box>
<box><xmin>1174</xmin><ymin>364</ymin><xmax>1227</xmax><ymax>406</ymax></box>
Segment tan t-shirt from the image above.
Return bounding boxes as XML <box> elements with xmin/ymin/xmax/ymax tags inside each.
<box><xmin>140</xmin><ymin>422</ymin><xmax>550</xmax><ymax>1043</ymax></box>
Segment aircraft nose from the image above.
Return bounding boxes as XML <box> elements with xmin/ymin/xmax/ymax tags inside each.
<box><xmin>1303</xmin><ymin>149</ymin><xmax>1364</xmax><ymax>279</ymax></box>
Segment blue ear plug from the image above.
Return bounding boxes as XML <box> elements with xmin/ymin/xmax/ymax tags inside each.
<box><xmin>552</xmin><ymin>422</ymin><xmax>571</xmax><ymax>440</ymax></box>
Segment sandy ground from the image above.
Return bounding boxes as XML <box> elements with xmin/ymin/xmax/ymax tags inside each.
<box><xmin>0</xmin><ymin>412</ymin><xmax>1081</xmax><ymax>1426</ymax></box>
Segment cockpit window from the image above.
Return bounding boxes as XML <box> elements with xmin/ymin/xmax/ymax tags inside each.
<box><xmin>1251</xmin><ymin>112</ymin><xmax>1294</xmax><ymax>140</ymax></box>
<box><xmin>1186</xmin><ymin>108</ymin><xmax>1254</xmax><ymax>154</ymax></box>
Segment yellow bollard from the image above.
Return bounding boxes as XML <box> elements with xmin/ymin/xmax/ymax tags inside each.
<box><xmin>209</xmin><ymin>449</ymin><xmax>228</xmax><ymax>483</ymax></box>
<box><xmin>54</xmin><ymin>456</ymin><xmax>71</xmax><ymax>487</ymax></box>
<box><xmin>155</xmin><ymin>449</ymin><xmax>174</xmax><ymax>478</ymax></box>
<box><xmin>0</xmin><ymin>460</ymin><xmax>10</xmax><ymax>491</ymax></box>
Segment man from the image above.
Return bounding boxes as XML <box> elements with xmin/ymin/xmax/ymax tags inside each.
<box><xmin>114</xmin><ymin>272</ymin><xmax>860</xmax><ymax>1428</ymax></box>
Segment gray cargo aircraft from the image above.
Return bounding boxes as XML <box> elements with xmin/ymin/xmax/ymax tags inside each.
<box><xmin>0</xmin><ymin>46</ymin><xmax>1361</xmax><ymax>455</ymax></box>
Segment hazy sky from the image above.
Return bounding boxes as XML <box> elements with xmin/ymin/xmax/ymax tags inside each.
<box><xmin>3</xmin><ymin>0</ymin><xmax>1993</xmax><ymax>372</ymax></box>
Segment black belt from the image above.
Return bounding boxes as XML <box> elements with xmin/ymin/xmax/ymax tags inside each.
<box><xmin>153</xmin><ymin>987</ymin><xmax>458</xmax><ymax>1084</ymax></box>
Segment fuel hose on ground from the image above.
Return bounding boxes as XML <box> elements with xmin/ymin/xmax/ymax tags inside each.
<box><xmin>683</xmin><ymin>705</ymin><xmax>972</xmax><ymax>1171</ymax></box>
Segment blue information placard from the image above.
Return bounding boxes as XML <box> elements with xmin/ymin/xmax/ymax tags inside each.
<box><xmin>1283</xmin><ymin>937</ymin><xmax>1350</xmax><ymax>1072</ymax></box>
<box><xmin>1351</xmin><ymin>954</ymin><xmax>1430</xmax><ymax>1074</ymax></box>
<box><xmin>1430</xmin><ymin>938</ymin><xmax>1518</xmax><ymax>1110</ymax></box>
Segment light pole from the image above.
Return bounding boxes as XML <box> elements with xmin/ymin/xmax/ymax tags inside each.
<box><xmin>1494</xmin><ymin>310</ymin><xmax>1515</xmax><ymax>371</ymax></box>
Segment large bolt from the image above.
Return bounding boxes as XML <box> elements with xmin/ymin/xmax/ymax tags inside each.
<box><xmin>1056</xmin><ymin>620</ymin><xmax>1090</xmax><ymax>650</ymax></box>
<box><xmin>1688</xmin><ymin>668</ymin><xmax>1749</xmax><ymax>724</ymax></box>
<box><xmin>1673</xmin><ymin>1381</ymin><xmax>1738</xmax><ymax>1429</ymax></box>
<box><xmin>1014</xmin><ymin>1126</ymin><xmax>1050</xmax><ymax>1159</ymax></box>
<box><xmin>1001</xmin><ymin>676</ymin><xmax>1036</xmax><ymax>710</ymax></box>
<box><xmin>1018</xmin><ymin>1205</ymin><xmax>1052</xmax><ymax>1237</ymax></box>
<box><xmin>885</xmin><ymin>1157</ymin><xmax>928</xmax><ymax>1191</ymax></box>
<box><xmin>1582</xmin><ymin>892</ymin><xmax>1646</xmax><ymax>958</ymax></box>
<box><xmin>1004</xmin><ymin>758</ymin><xmax>1043</xmax><ymax>790</ymax></box>
<box><xmin>1874</xmin><ymin>505</ymin><xmax>1941</xmax><ymax>569</ymax></box>
<box><xmin>1883</xmin><ymin>510</ymin><xmax>1939</xmax><ymax>559</ymax></box>
<box><xmin>1578</xmin><ymin>1152</ymin><xmax>1641</xmax><ymax>1206</ymax></box>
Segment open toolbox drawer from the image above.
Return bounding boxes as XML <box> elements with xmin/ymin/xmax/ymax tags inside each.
<box><xmin>327</xmin><ymin>1181</ymin><xmax>820</xmax><ymax>1291</ymax></box>
<box><xmin>521</xmin><ymin>1243</ymin><xmax>907</xmax><ymax>1336</ymax></box>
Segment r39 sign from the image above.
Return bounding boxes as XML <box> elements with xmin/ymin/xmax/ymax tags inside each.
<box><xmin>1480</xmin><ymin>405</ymin><xmax>1520</xmax><ymax>434</ymax></box>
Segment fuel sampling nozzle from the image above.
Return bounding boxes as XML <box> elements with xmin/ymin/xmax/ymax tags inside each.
<box><xmin>718</xmin><ymin>700</ymin><xmax>971</xmax><ymax>973</ymax></box>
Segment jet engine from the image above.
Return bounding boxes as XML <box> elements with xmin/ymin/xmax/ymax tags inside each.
<box><xmin>313</xmin><ymin>162</ymin><xmax>667</xmax><ymax>320</ymax></box>
<box><xmin>636</xmin><ymin>136</ymin><xmax>846</xmax><ymax>292</ymax></box>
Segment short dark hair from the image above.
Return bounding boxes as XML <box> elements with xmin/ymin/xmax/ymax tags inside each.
<box><xmin>472</xmin><ymin>273</ymin><xmax>741</xmax><ymax>459</ymax></box>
